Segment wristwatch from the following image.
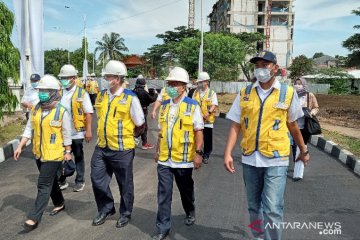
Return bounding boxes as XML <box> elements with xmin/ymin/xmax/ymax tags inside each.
<box><xmin>65</xmin><ymin>150</ymin><xmax>72</xmax><ymax>154</ymax></box>
<box><xmin>195</xmin><ymin>150</ymin><xmax>203</xmax><ymax>156</ymax></box>
<box><xmin>301</xmin><ymin>150</ymin><xmax>309</xmax><ymax>155</ymax></box>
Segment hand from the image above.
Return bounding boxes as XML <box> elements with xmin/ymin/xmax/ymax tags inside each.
<box><xmin>203</xmin><ymin>113</ymin><xmax>209</xmax><ymax>120</ymax></box>
<box><xmin>154</xmin><ymin>152</ymin><xmax>159</xmax><ymax>163</ymax></box>
<box><xmin>224</xmin><ymin>154</ymin><xmax>235</xmax><ymax>173</ymax></box>
<box><xmin>151</xmin><ymin>111</ymin><xmax>157</xmax><ymax>119</ymax></box>
<box><xmin>194</xmin><ymin>153</ymin><xmax>202</xmax><ymax>169</ymax></box>
<box><xmin>296</xmin><ymin>151</ymin><xmax>310</xmax><ymax>166</ymax></box>
<box><xmin>85</xmin><ymin>130</ymin><xmax>92</xmax><ymax>143</ymax></box>
<box><xmin>13</xmin><ymin>147</ymin><xmax>22</xmax><ymax>161</ymax></box>
<box><xmin>64</xmin><ymin>152</ymin><xmax>72</xmax><ymax>161</ymax></box>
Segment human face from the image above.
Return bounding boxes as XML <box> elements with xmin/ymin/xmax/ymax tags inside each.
<box><xmin>59</xmin><ymin>76</ymin><xmax>75</xmax><ymax>88</ymax></box>
<box><xmin>254</xmin><ymin>60</ymin><xmax>278</xmax><ymax>83</ymax></box>
<box><xmin>166</xmin><ymin>81</ymin><xmax>186</xmax><ymax>98</ymax></box>
<box><xmin>104</xmin><ymin>75</ymin><xmax>121</xmax><ymax>90</ymax></box>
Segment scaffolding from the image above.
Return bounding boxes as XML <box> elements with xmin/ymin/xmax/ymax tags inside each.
<box><xmin>188</xmin><ymin>0</ymin><xmax>195</xmax><ymax>29</ymax></box>
<box><xmin>265</xmin><ymin>0</ymin><xmax>272</xmax><ymax>49</ymax></box>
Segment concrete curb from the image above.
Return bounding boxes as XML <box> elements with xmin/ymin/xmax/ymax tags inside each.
<box><xmin>218</xmin><ymin>113</ymin><xmax>360</xmax><ymax>177</ymax></box>
<box><xmin>0</xmin><ymin>137</ymin><xmax>30</xmax><ymax>163</ymax></box>
<box><xmin>310</xmin><ymin>135</ymin><xmax>360</xmax><ymax>177</ymax></box>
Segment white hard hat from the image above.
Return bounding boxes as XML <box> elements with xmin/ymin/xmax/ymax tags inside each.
<box><xmin>91</xmin><ymin>73</ymin><xmax>96</xmax><ymax>77</ymax></box>
<box><xmin>102</xmin><ymin>60</ymin><xmax>127</xmax><ymax>76</ymax></box>
<box><xmin>165</xmin><ymin>67</ymin><xmax>189</xmax><ymax>84</ymax></box>
<box><xmin>35</xmin><ymin>75</ymin><xmax>61</xmax><ymax>90</ymax></box>
<box><xmin>197</xmin><ymin>71</ymin><xmax>210</xmax><ymax>82</ymax></box>
<box><xmin>58</xmin><ymin>64</ymin><xmax>78</xmax><ymax>77</ymax></box>
<box><xmin>137</xmin><ymin>74</ymin><xmax>144</xmax><ymax>79</ymax></box>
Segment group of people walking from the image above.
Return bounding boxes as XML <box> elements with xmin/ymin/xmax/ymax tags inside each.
<box><xmin>13</xmin><ymin>49</ymin><xmax>318</xmax><ymax>240</ymax></box>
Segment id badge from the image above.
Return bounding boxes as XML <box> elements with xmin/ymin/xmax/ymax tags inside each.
<box><xmin>76</xmin><ymin>98</ymin><xmax>84</xmax><ymax>102</ymax></box>
<box><xmin>273</xmin><ymin>102</ymin><xmax>288</xmax><ymax>110</ymax></box>
<box><xmin>50</xmin><ymin>120</ymin><xmax>61</xmax><ymax>127</ymax></box>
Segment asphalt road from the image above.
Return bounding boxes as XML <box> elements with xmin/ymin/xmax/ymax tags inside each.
<box><xmin>0</xmin><ymin>114</ymin><xmax>359</xmax><ymax>240</ymax></box>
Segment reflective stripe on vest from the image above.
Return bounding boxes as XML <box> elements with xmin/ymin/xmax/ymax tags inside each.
<box><xmin>239</xmin><ymin>83</ymin><xmax>294</xmax><ymax>158</ymax></box>
<box><xmin>158</xmin><ymin>97</ymin><xmax>197</xmax><ymax>163</ymax></box>
<box><xmin>31</xmin><ymin>104</ymin><xmax>66</xmax><ymax>161</ymax></box>
<box><xmin>71</xmin><ymin>86</ymin><xmax>86</xmax><ymax>132</ymax></box>
<box><xmin>96</xmin><ymin>89</ymin><xmax>135</xmax><ymax>151</ymax></box>
<box><xmin>193</xmin><ymin>88</ymin><xmax>216</xmax><ymax>124</ymax></box>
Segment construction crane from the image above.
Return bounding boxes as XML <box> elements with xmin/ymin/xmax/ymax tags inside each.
<box><xmin>265</xmin><ymin>0</ymin><xmax>272</xmax><ymax>49</ymax></box>
<box><xmin>188</xmin><ymin>0</ymin><xmax>195</xmax><ymax>29</ymax></box>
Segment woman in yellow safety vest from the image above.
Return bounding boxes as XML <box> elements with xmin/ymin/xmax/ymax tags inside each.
<box><xmin>14</xmin><ymin>75</ymin><xmax>72</xmax><ymax>231</ymax></box>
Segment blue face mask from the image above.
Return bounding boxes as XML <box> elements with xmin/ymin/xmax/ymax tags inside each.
<box><xmin>166</xmin><ymin>86</ymin><xmax>180</xmax><ymax>99</ymax></box>
<box><xmin>38</xmin><ymin>92</ymin><xmax>50</xmax><ymax>102</ymax></box>
<box><xmin>60</xmin><ymin>79</ymin><xmax>71</xmax><ymax>88</ymax></box>
<box><xmin>31</xmin><ymin>82</ymin><xmax>39</xmax><ymax>88</ymax></box>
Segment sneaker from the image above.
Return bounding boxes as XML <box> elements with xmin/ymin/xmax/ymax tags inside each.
<box><xmin>202</xmin><ymin>157</ymin><xmax>209</xmax><ymax>164</ymax></box>
<box><xmin>73</xmin><ymin>183</ymin><xmax>85</xmax><ymax>192</ymax></box>
<box><xmin>184</xmin><ymin>213</ymin><xmax>196</xmax><ymax>226</ymax></box>
<box><xmin>59</xmin><ymin>181</ymin><xmax>69</xmax><ymax>190</ymax></box>
<box><xmin>134</xmin><ymin>138</ymin><xmax>141</xmax><ymax>146</ymax></box>
<box><xmin>142</xmin><ymin>143</ymin><xmax>154</xmax><ymax>150</ymax></box>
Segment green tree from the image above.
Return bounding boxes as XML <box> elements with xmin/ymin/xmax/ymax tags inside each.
<box><xmin>312</xmin><ymin>52</ymin><xmax>325</xmax><ymax>59</ymax></box>
<box><xmin>288</xmin><ymin>55</ymin><xmax>314</xmax><ymax>80</ymax></box>
<box><xmin>342</xmin><ymin>7</ymin><xmax>360</xmax><ymax>67</ymax></box>
<box><xmin>0</xmin><ymin>2</ymin><xmax>20</xmax><ymax>119</ymax></box>
<box><xmin>230</xmin><ymin>32</ymin><xmax>265</xmax><ymax>81</ymax></box>
<box><xmin>95</xmin><ymin>32</ymin><xmax>128</xmax><ymax>66</ymax></box>
<box><xmin>144</xmin><ymin>26</ymin><xmax>199</xmax><ymax>78</ymax></box>
<box><xmin>176</xmin><ymin>33</ymin><xmax>246</xmax><ymax>81</ymax></box>
<box><xmin>314</xmin><ymin>68</ymin><xmax>352</xmax><ymax>95</ymax></box>
<box><xmin>44</xmin><ymin>49</ymin><xmax>68</xmax><ymax>75</ymax></box>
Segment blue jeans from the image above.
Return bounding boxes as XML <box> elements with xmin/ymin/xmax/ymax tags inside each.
<box><xmin>242</xmin><ymin>163</ymin><xmax>288</xmax><ymax>240</ymax></box>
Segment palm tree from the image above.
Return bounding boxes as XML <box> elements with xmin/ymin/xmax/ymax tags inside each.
<box><xmin>95</xmin><ymin>32</ymin><xmax>128</xmax><ymax>66</ymax></box>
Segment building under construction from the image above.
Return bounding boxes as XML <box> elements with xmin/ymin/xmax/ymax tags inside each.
<box><xmin>208</xmin><ymin>0</ymin><xmax>294</xmax><ymax>68</ymax></box>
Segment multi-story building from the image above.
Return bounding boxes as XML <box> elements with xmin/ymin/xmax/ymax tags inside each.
<box><xmin>208</xmin><ymin>0</ymin><xmax>295</xmax><ymax>68</ymax></box>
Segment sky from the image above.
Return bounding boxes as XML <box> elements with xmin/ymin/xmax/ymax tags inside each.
<box><xmin>2</xmin><ymin>0</ymin><xmax>359</xmax><ymax>58</ymax></box>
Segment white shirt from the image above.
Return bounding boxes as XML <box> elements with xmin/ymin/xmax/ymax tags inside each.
<box><xmin>198</xmin><ymin>88</ymin><xmax>218</xmax><ymax>129</ymax></box>
<box><xmin>108</xmin><ymin>87</ymin><xmax>145</xmax><ymax>127</ymax></box>
<box><xmin>60</xmin><ymin>85</ymin><xmax>94</xmax><ymax>139</ymax></box>
<box><xmin>226</xmin><ymin>80</ymin><xmax>303</xmax><ymax>167</ymax></box>
<box><xmin>156</xmin><ymin>88</ymin><xmax>165</xmax><ymax>102</ymax></box>
<box><xmin>22</xmin><ymin>106</ymin><xmax>72</xmax><ymax>147</ymax></box>
<box><xmin>158</xmin><ymin>95</ymin><xmax>204</xmax><ymax>169</ymax></box>
<box><xmin>296</xmin><ymin>95</ymin><xmax>306</xmax><ymax>129</ymax></box>
<box><xmin>21</xmin><ymin>87</ymin><xmax>39</xmax><ymax>111</ymax></box>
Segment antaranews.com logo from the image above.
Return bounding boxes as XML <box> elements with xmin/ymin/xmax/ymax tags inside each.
<box><xmin>248</xmin><ymin>220</ymin><xmax>342</xmax><ymax>236</ymax></box>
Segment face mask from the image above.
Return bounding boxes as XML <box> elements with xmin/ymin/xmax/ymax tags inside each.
<box><xmin>31</xmin><ymin>82</ymin><xmax>38</xmax><ymax>88</ymax></box>
<box><xmin>254</xmin><ymin>68</ymin><xmax>272</xmax><ymax>83</ymax></box>
<box><xmin>295</xmin><ymin>84</ymin><xmax>304</xmax><ymax>91</ymax></box>
<box><xmin>60</xmin><ymin>79</ymin><xmax>71</xmax><ymax>88</ymax></box>
<box><xmin>38</xmin><ymin>92</ymin><xmax>50</xmax><ymax>102</ymax></box>
<box><xmin>197</xmin><ymin>82</ymin><xmax>203</xmax><ymax>90</ymax></box>
<box><xmin>166</xmin><ymin>86</ymin><xmax>180</xmax><ymax>99</ymax></box>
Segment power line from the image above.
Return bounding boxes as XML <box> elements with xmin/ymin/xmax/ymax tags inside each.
<box><xmin>88</xmin><ymin>0</ymin><xmax>185</xmax><ymax>29</ymax></box>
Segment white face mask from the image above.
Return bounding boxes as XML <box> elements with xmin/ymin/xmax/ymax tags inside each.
<box><xmin>254</xmin><ymin>68</ymin><xmax>272</xmax><ymax>83</ymax></box>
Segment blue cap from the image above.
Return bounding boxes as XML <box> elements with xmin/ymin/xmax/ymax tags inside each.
<box><xmin>30</xmin><ymin>73</ymin><xmax>41</xmax><ymax>81</ymax></box>
<box><xmin>250</xmin><ymin>50</ymin><xmax>277</xmax><ymax>64</ymax></box>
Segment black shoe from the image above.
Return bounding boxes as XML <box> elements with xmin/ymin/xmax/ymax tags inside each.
<box><xmin>92</xmin><ymin>208</ymin><xmax>116</xmax><ymax>226</ymax></box>
<box><xmin>116</xmin><ymin>216</ymin><xmax>130</xmax><ymax>228</ymax></box>
<box><xmin>23</xmin><ymin>220</ymin><xmax>38</xmax><ymax>231</ymax></box>
<box><xmin>49</xmin><ymin>205</ymin><xmax>65</xmax><ymax>216</ymax></box>
<box><xmin>184</xmin><ymin>213</ymin><xmax>196</xmax><ymax>226</ymax></box>
<box><xmin>152</xmin><ymin>231</ymin><xmax>169</xmax><ymax>240</ymax></box>
<box><xmin>202</xmin><ymin>157</ymin><xmax>209</xmax><ymax>164</ymax></box>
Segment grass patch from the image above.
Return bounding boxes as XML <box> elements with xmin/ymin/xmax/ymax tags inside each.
<box><xmin>218</xmin><ymin>93</ymin><xmax>237</xmax><ymax>114</ymax></box>
<box><xmin>322</xmin><ymin>129</ymin><xmax>360</xmax><ymax>157</ymax></box>
<box><xmin>0</xmin><ymin>120</ymin><xmax>27</xmax><ymax>146</ymax></box>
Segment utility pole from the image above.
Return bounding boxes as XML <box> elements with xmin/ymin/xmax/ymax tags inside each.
<box><xmin>188</xmin><ymin>0</ymin><xmax>195</xmax><ymax>29</ymax></box>
<box><xmin>24</xmin><ymin>0</ymin><xmax>32</xmax><ymax>88</ymax></box>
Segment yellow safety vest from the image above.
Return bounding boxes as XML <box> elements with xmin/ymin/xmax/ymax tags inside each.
<box><xmin>71</xmin><ymin>86</ymin><xmax>86</xmax><ymax>132</ymax></box>
<box><xmin>240</xmin><ymin>83</ymin><xmax>294</xmax><ymax>158</ymax></box>
<box><xmin>158</xmin><ymin>97</ymin><xmax>198</xmax><ymax>163</ymax></box>
<box><xmin>75</xmin><ymin>78</ymin><xmax>83</xmax><ymax>88</ymax></box>
<box><xmin>95</xmin><ymin>89</ymin><xmax>136</xmax><ymax>151</ymax></box>
<box><xmin>86</xmin><ymin>80</ymin><xmax>99</xmax><ymax>94</ymax></box>
<box><xmin>31</xmin><ymin>104</ymin><xmax>66</xmax><ymax>161</ymax></box>
<box><xmin>161</xmin><ymin>88</ymin><xmax>170</xmax><ymax>101</ymax></box>
<box><xmin>193</xmin><ymin>88</ymin><xmax>216</xmax><ymax>124</ymax></box>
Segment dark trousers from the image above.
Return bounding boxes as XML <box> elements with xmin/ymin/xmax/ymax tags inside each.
<box><xmin>292</xmin><ymin>129</ymin><xmax>311</xmax><ymax>161</ymax></box>
<box><xmin>59</xmin><ymin>139</ymin><xmax>85</xmax><ymax>184</ymax></box>
<box><xmin>89</xmin><ymin>94</ymin><xmax>97</xmax><ymax>106</ymax></box>
<box><xmin>28</xmin><ymin>160</ymin><xmax>64</xmax><ymax>222</ymax></box>
<box><xmin>140</xmin><ymin>109</ymin><xmax>148</xmax><ymax>144</ymax></box>
<box><xmin>91</xmin><ymin>146</ymin><xmax>135</xmax><ymax>217</ymax></box>
<box><xmin>156</xmin><ymin>164</ymin><xmax>195</xmax><ymax>234</ymax></box>
<box><xmin>203</xmin><ymin>127</ymin><xmax>213</xmax><ymax>159</ymax></box>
